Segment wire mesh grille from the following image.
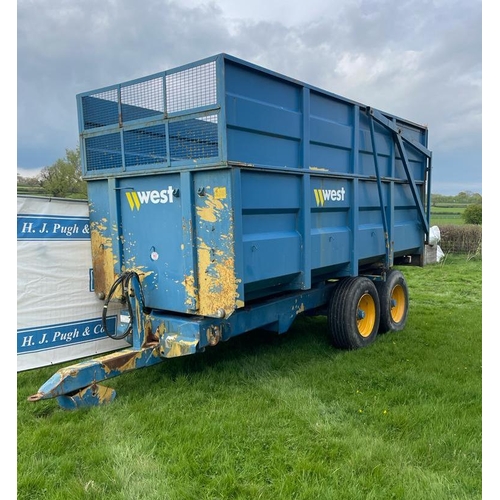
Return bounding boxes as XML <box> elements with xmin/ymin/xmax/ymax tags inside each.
<box><xmin>82</xmin><ymin>59</ymin><xmax>220</xmax><ymax>171</ymax></box>
<box><xmin>124</xmin><ymin>125</ymin><xmax>167</xmax><ymax>167</ymax></box>
<box><xmin>85</xmin><ymin>133</ymin><xmax>122</xmax><ymax>171</ymax></box>
<box><xmin>169</xmin><ymin>114</ymin><xmax>218</xmax><ymax>160</ymax></box>
<box><xmin>166</xmin><ymin>62</ymin><xmax>217</xmax><ymax>113</ymax></box>
<box><xmin>82</xmin><ymin>89</ymin><xmax>119</xmax><ymax>129</ymax></box>
<box><xmin>121</xmin><ymin>77</ymin><xmax>164</xmax><ymax>123</ymax></box>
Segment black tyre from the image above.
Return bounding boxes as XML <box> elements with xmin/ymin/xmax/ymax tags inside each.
<box><xmin>328</xmin><ymin>277</ymin><xmax>380</xmax><ymax>349</ymax></box>
<box><xmin>375</xmin><ymin>269</ymin><xmax>409</xmax><ymax>334</ymax></box>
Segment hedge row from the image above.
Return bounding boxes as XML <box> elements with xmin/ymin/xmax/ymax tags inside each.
<box><xmin>438</xmin><ymin>224</ymin><xmax>482</xmax><ymax>255</ymax></box>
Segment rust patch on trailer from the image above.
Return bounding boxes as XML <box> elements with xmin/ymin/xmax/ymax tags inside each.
<box><xmin>51</xmin><ymin>350</ymin><xmax>142</xmax><ymax>378</ymax></box>
<box><xmin>90</xmin><ymin>219</ymin><xmax>117</xmax><ymax>296</ymax></box>
<box><xmin>154</xmin><ymin>321</ymin><xmax>168</xmax><ymax>339</ymax></box>
<box><xmin>99</xmin><ymin>348</ymin><xmax>160</xmax><ymax>373</ymax></box>
<box><xmin>100</xmin><ymin>351</ymin><xmax>141</xmax><ymax>373</ymax></box>
<box><xmin>206</xmin><ymin>325</ymin><xmax>221</xmax><ymax>346</ymax></box>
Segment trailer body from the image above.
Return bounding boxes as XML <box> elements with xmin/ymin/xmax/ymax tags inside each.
<box><xmin>29</xmin><ymin>54</ymin><xmax>431</xmax><ymax>409</ymax></box>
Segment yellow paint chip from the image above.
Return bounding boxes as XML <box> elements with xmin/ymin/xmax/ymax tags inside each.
<box><xmin>214</xmin><ymin>186</ymin><xmax>227</xmax><ymax>199</ymax></box>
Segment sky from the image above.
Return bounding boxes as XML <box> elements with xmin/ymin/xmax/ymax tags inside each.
<box><xmin>15</xmin><ymin>0</ymin><xmax>482</xmax><ymax>196</ymax></box>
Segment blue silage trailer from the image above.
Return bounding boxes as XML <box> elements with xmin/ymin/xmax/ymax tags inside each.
<box><xmin>29</xmin><ymin>53</ymin><xmax>432</xmax><ymax>409</ymax></box>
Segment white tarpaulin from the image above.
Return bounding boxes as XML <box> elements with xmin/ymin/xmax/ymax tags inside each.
<box><xmin>17</xmin><ymin>196</ymin><xmax>127</xmax><ymax>371</ymax></box>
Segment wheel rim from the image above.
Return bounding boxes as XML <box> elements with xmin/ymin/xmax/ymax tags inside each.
<box><xmin>356</xmin><ymin>293</ymin><xmax>376</xmax><ymax>337</ymax></box>
<box><xmin>390</xmin><ymin>284</ymin><xmax>406</xmax><ymax>323</ymax></box>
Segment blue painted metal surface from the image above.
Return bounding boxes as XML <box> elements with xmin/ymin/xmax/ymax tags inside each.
<box><xmin>29</xmin><ymin>54</ymin><xmax>432</xmax><ymax>408</ymax></box>
<box><xmin>78</xmin><ymin>54</ymin><xmax>431</xmax><ymax>318</ymax></box>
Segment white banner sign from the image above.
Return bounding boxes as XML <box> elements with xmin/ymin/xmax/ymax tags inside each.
<box><xmin>17</xmin><ymin>196</ymin><xmax>127</xmax><ymax>371</ymax></box>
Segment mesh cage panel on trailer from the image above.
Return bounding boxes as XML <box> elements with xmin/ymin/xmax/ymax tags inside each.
<box><xmin>123</xmin><ymin>125</ymin><xmax>168</xmax><ymax>167</ymax></box>
<box><xmin>81</xmin><ymin>59</ymin><xmax>219</xmax><ymax>172</ymax></box>
<box><xmin>121</xmin><ymin>76</ymin><xmax>165</xmax><ymax>123</ymax></box>
<box><xmin>169</xmin><ymin>114</ymin><xmax>219</xmax><ymax>160</ymax></box>
<box><xmin>85</xmin><ymin>133</ymin><xmax>122</xmax><ymax>171</ymax></box>
<box><xmin>166</xmin><ymin>62</ymin><xmax>217</xmax><ymax>113</ymax></box>
<box><xmin>82</xmin><ymin>89</ymin><xmax>119</xmax><ymax>129</ymax></box>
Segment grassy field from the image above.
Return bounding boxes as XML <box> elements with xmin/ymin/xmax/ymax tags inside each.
<box><xmin>430</xmin><ymin>204</ymin><xmax>466</xmax><ymax>226</ymax></box>
<box><xmin>17</xmin><ymin>255</ymin><xmax>482</xmax><ymax>499</ymax></box>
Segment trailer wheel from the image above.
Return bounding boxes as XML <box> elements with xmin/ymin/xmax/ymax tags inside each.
<box><xmin>328</xmin><ymin>277</ymin><xmax>380</xmax><ymax>349</ymax></box>
<box><xmin>375</xmin><ymin>269</ymin><xmax>409</xmax><ymax>333</ymax></box>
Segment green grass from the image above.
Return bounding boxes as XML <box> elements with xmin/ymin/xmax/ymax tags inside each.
<box><xmin>17</xmin><ymin>255</ymin><xmax>482</xmax><ymax>499</ymax></box>
<box><xmin>430</xmin><ymin>205</ymin><xmax>466</xmax><ymax>226</ymax></box>
<box><xmin>430</xmin><ymin>216</ymin><xmax>465</xmax><ymax>227</ymax></box>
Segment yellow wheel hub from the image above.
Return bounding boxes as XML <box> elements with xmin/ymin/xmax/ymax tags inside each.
<box><xmin>390</xmin><ymin>284</ymin><xmax>406</xmax><ymax>323</ymax></box>
<box><xmin>356</xmin><ymin>293</ymin><xmax>376</xmax><ymax>337</ymax></box>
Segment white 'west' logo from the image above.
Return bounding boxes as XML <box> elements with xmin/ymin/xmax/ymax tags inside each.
<box><xmin>313</xmin><ymin>187</ymin><xmax>346</xmax><ymax>207</ymax></box>
<box><xmin>125</xmin><ymin>187</ymin><xmax>175</xmax><ymax>211</ymax></box>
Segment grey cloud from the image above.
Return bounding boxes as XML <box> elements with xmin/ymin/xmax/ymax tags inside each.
<box><xmin>17</xmin><ymin>0</ymin><xmax>481</xmax><ymax>194</ymax></box>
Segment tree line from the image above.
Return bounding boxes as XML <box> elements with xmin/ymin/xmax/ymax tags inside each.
<box><xmin>17</xmin><ymin>147</ymin><xmax>87</xmax><ymax>199</ymax></box>
<box><xmin>431</xmin><ymin>192</ymin><xmax>482</xmax><ymax>205</ymax></box>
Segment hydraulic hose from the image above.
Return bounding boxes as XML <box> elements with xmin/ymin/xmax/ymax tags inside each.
<box><xmin>102</xmin><ymin>271</ymin><xmax>145</xmax><ymax>340</ymax></box>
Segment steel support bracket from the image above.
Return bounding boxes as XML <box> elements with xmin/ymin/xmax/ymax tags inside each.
<box><xmin>366</xmin><ymin>107</ymin><xmax>431</xmax><ymax>238</ymax></box>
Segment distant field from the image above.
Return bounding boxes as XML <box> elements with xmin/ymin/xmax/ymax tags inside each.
<box><xmin>430</xmin><ymin>204</ymin><xmax>466</xmax><ymax>226</ymax></box>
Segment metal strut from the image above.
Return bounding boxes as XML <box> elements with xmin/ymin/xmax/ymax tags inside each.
<box><xmin>367</xmin><ymin>110</ymin><xmax>392</xmax><ymax>269</ymax></box>
<box><xmin>367</xmin><ymin>107</ymin><xmax>432</xmax><ymax>240</ymax></box>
